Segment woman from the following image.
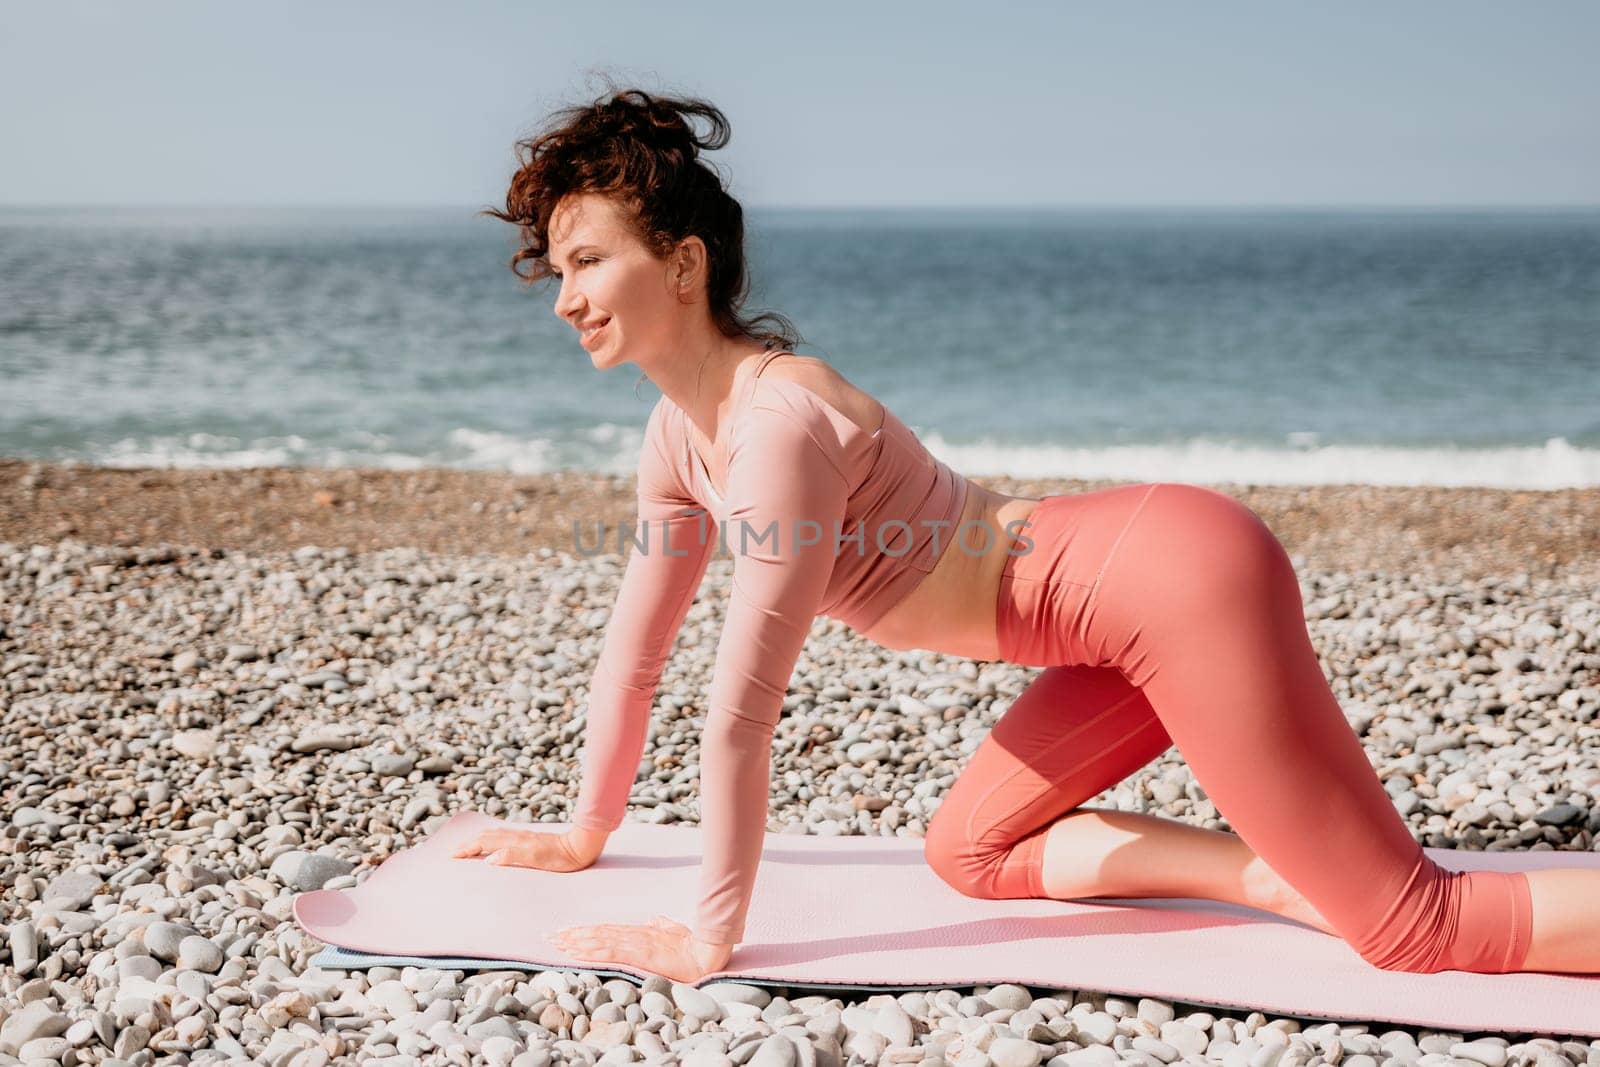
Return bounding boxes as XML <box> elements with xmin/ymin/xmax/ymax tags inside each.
<box><xmin>454</xmin><ymin>86</ymin><xmax>1589</xmax><ymax>984</ymax></box>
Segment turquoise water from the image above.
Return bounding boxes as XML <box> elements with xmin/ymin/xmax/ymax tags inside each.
<box><xmin>3</xmin><ymin>205</ymin><xmax>1596</xmax><ymax>487</ymax></box>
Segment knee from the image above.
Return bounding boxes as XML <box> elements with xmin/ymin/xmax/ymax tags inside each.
<box><xmin>923</xmin><ymin>808</ymin><xmax>1002</xmax><ymax>899</ymax></box>
<box><xmin>1342</xmin><ymin>871</ymin><xmax>1454</xmax><ymax>974</ymax></box>
<box><xmin>1352</xmin><ymin>869</ymin><xmax>1530</xmax><ymax>975</ymax></box>
<box><xmin>1352</xmin><ymin>937</ymin><xmax>1445</xmax><ymax>975</ymax></box>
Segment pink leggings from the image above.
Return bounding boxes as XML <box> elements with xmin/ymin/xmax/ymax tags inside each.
<box><xmin>924</xmin><ymin>482</ymin><xmax>1532</xmax><ymax>974</ymax></box>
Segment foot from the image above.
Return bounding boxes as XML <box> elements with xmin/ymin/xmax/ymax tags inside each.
<box><xmin>1242</xmin><ymin>857</ymin><xmax>1336</xmax><ymax>934</ymax></box>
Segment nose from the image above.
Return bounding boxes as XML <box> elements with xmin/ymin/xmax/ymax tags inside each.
<box><xmin>552</xmin><ymin>275</ymin><xmax>584</xmax><ymax>325</ymax></box>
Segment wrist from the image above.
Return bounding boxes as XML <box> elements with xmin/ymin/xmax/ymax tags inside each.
<box><xmin>565</xmin><ymin>826</ymin><xmax>610</xmax><ymax>861</ymax></box>
<box><xmin>690</xmin><ymin>935</ymin><xmax>736</xmax><ymax>969</ymax></box>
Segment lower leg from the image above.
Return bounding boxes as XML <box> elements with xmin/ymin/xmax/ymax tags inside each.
<box><xmin>1523</xmin><ymin>869</ymin><xmax>1600</xmax><ymax>974</ymax></box>
<box><xmin>1039</xmin><ymin>806</ymin><xmax>1335</xmax><ymax>934</ymax></box>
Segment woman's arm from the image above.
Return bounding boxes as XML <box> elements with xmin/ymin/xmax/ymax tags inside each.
<box><xmin>571</xmin><ymin>400</ymin><xmax>716</xmax><ymax>835</ymax></box>
<box><xmin>564</xmin><ymin>825</ymin><xmax>612</xmax><ymax>863</ymax></box>
<box><xmin>691</xmin><ymin>403</ymin><xmax>852</xmax><ymax>947</ymax></box>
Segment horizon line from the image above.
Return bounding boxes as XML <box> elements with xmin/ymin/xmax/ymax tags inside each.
<box><xmin>2</xmin><ymin>200</ymin><xmax>1598</xmax><ymax>212</ymax></box>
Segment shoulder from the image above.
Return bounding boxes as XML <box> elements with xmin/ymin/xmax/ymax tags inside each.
<box><xmin>756</xmin><ymin>356</ymin><xmax>882</xmax><ymax>432</ymax></box>
<box><xmin>646</xmin><ymin>393</ymin><xmax>677</xmax><ymax>438</ymax></box>
<box><xmin>642</xmin><ymin>394</ymin><xmax>681</xmax><ymax>457</ymax></box>
<box><xmin>760</xmin><ymin>355</ymin><xmax>840</xmax><ymax>392</ymax></box>
<box><xmin>747</xmin><ymin>356</ymin><xmax>886</xmax><ymax>455</ymax></box>
<box><xmin>729</xmin><ymin>400</ymin><xmax>850</xmax><ymax>491</ymax></box>
<box><xmin>638</xmin><ymin>396</ymin><xmax>692</xmax><ymax>500</ymax></box>
<box><xmin>733</xmin><ymin>397</ymin><xmax>835</xmax><ymax>459</ymax></box>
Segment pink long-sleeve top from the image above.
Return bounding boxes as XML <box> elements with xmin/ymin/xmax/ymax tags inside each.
<box><xmin>571</xmin><ymin>349</ymin><xmax>969</xmax><ymax>945</ymax></box>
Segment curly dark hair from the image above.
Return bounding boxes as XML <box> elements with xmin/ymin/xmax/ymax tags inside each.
<box><xmin>481</xmin><ymin>82</ymin><xmax>803</xmax><ymax>356</ymax></box>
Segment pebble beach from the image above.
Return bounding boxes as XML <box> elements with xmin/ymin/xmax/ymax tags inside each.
<box><xmin>3</xmin><ymin>458</ymin><xmax>1600</xmax><ymax>1065</ymax></box>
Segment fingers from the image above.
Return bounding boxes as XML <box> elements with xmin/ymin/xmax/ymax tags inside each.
<box><xmin>452</xmin><ymin>829</ymin><xmax>521</xmax><ymax>859</ymax></box>
<box><xmin>546</xmin><ymin>923</ymin><xmax>701</xmax><ymax>981</ymax></box>
<box><xmin>451</xmin><ymin>830</ymin><xmax>500</xmax><ymax>858</ymax></box>
<box><xmin>550</xmin><ymin>927</ymin><xmax>607</xmax><ymax>961</ymax></box>
<box><xmin>569</xmin><ymin>943</ymin><xmax>614</xmax><ymax>963</ymax></box>
<box><xmin>553</xmin><ymin>924</ymin><xmax>617</xmax><ymax>952</ymax></box>
<box><xmin>453</xmin><ymin>828</ymin><xmax>571</xmax><ymax>866</ymax></box>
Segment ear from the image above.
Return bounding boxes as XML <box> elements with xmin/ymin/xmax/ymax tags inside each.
<box><xmin>674</xmin><ymin>235</ymin><xmax>708</xmax><ymax>292</ymax></box>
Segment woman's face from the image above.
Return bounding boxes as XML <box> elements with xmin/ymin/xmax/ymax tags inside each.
<box><xmin>547</xmin><ymin>192</ymin><xmax>682</xmax><ymax>370</ymax></box>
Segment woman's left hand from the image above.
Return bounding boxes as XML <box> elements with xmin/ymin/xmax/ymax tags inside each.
<box><xmin>548</xmin><ymin>915</ymin><xmax>734</xmax><ymax>983</ymax></box>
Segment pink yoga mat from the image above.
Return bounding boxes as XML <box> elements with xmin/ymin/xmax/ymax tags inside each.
<box><xmin>294</xmin><ymin>810</ymin><xmax>1600</xmax><ymax>1036</ymax></box>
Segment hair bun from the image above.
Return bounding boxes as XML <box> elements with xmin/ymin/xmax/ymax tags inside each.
<box><xmin>594</xmin><ymin>90</ymin><xmax>728</xmax><ymax>159</ymax></box>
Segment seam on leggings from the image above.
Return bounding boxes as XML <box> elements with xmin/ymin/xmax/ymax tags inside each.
<box><xmin>965</xmin><ymin>686</ymin><xmax>1149</xmax><ymax>847</ymax></box>
<box><xmin>1504</xmin><ymin>870</ymin><xmax>1531</xmax><ymax>973</ymax></box>
<box><xmin>1088</xmin><ymin>483</ymin><xmax>1160</xmax><ymax>609</ymax></box>
<box><xmin>1019</xmin><ymin>715</ymin><xmax>1173</xmax><ymax>902</ymax></box>
<box><xmin>1023</xmin><ymin>835</ymin><xmax>1048</xmax><ymax>900</ymax></box>
<box><xmin>1017</xmin><ymin>713</ymin><xmax>1171</xmax><ymax>908</ymax></box>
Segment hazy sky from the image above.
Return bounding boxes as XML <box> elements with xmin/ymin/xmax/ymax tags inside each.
<box><xmin>1</xmin><ymin>0</ymin><xmax>1595</xmax><ymax>208</ymax></box>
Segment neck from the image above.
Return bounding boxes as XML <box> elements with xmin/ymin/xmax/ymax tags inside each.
<box><xmin>644</xmin><ymin>327</ymin><xmax>765</xmax><ymax>443</ymax></box>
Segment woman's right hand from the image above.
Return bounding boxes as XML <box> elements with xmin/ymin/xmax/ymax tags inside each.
<box><xmin>451</xmin><ymin>827</ymin><xmax>602</xmax><ymax>872</ymax></box>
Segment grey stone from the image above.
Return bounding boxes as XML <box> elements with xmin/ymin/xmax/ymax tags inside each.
<box><xmin>1451</xmin><ymin>1041</ymin><xmax>1509</xmax><ymax>1067</ymax></box>
<box><xmin>671</xmin><ymin>981</ymin><xmax>723</xmax><ymax>1021</ymax></box>
<box><xmin>989</xmin><ymin>1036</ymin><xmax>1046</xmax><ymax>1067</ymax></box>
<box><xmin>984</xmin><ymin>984</ymin><xmax>1033</xmax><ymax>1012</ymax></box>
<box><xmin>703</xmin><ymin>981</ymin><xmax>772</xmax><ymax>1008</ymax></box>
<box><xmin>8</xmin><ymin>920</ymin><xmax>38</xmax><ymax>976</ymax></box>
<box><xmin>0</xmin><ymin>1002</ymin><xmax>70</xmax><ymax>1057</ymax></box>
<box><xmin>44</xmin><ymin>870</ymin><xmax>105</xmax><ymax>910</ymax></box>
<box><xmin>178</xmin><ymin>934</ymin><xmax>224</xmax><ymax>972</ymax></box>
<box><xmin>143</xmin><ymin>920</ymin><xmax>199</xmax><ymax>962</ymax></box>
<box><xmin>372</xmin><ymin>753</ymin><xmax>416</xmax><ymax>777</ymax></box>
<box><xmin>270</xmin><ymin>849</ymin><xmax>354</xmax><ymax>891</ymax></box>
<box><xmin>749</xmin><ymin>1035</ymin><xmax>799</xmax><ymax>1067</ymax></box>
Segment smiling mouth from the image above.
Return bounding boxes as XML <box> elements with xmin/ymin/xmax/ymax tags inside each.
<box><xmin>582</xmin><ymin>318</ymin><xmax>611</xmax><ymax>340</ymax></box>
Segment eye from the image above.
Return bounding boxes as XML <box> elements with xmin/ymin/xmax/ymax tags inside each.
<box><xmin>550</xmin><ymin>256</ymin><xmax>599</xmax><ymax>281</ymax></box>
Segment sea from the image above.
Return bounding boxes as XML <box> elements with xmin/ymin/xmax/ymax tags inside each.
<box><xmin>2</xmin><ymin>205</ymin><xmax>1596</xmax><ymax>489</ymax></box>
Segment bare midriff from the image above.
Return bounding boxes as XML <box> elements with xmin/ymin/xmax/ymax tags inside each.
<box><xmin>859</xmin><ymin>481</ymin><xmax>1040</xmax><ymax>661</ymax></box>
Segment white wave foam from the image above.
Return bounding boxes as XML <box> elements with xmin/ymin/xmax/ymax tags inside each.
<box><xmin>915</xmin><ymin>433</ymin><xmax>1600</xmax><ymax>489</ymax></box>
<box><xmin>69</xmin><ymin>430</ymin><xmax>1600</xmax><ymax>489</ymax></box>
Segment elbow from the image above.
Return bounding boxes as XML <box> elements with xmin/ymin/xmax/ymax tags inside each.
<box><xmin>702</xmin><ymin>704</ymin><xmax>780</xmax><ymax>752</ymax></box>
<box><xmin>705</xmin><ymin>701</ymin><xmax>780</xmax><ymax>731</ymax></box>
